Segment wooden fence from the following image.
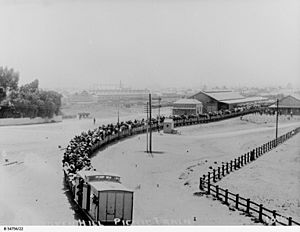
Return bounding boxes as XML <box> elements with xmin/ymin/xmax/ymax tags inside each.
<box><xmin>199</xmin><ymin>127</ymin><xmax>300</xmax><ymax>226</ymax></box>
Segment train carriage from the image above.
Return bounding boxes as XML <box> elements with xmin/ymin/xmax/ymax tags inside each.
<box><xmin>72</xmin><ymin>170</ymin><xmax>134</xmax><ymax>225</ymax></box>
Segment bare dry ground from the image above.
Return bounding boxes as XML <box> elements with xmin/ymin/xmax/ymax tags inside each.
<box><xmin>0</xmin><ymin>112</ymin><xmax>299</xmax><ymax>225</ymax></box>
<box><xmin>92</xmin><ymin>116</ymin><xmax>300</xmax><ymax>225</ymax></box>
<box><xmin>217</xmin><ymin>127</ymin><xmax>300</xmax><ymax>222</ymax></box>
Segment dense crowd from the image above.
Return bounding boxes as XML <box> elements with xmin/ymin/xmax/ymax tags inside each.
<box><xmin>62</xmin><ymin>105</ymin><xmax>259</xmax><ymax>178</ymax></box>
<box><xmin>63</xmin><ymin>118</ymin><xmax>163</xmax><ymax>176</ymax></box>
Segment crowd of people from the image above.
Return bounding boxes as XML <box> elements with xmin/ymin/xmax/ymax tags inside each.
<box><xmin>62</xmin><ymin>105</ymin><xmax>260</xmax><ymax>179</ymax></box>
<box><xmin>62</xmin><ymin>117</ymin><xmax>164</xmax><ymax>176</ymax></box>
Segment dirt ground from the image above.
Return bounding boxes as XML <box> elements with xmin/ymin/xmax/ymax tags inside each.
<box><xmin>0</xmin><ymin>112</ymin><xmax>299</xmax><ymax>225</ymax></box>
<box><xmin>218</xmin><ymin>133</ymin><xmax>300</xmax><ymax>222</ymax></box>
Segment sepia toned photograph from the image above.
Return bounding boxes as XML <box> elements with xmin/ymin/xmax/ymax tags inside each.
<box><xmin>0</xmin><ymin>0</ymin><xmax>299</xmax><ymax>230</ymax></box>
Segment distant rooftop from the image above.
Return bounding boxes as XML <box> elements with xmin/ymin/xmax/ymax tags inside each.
<box><xmin>269</xmin><ymin>95</ymin><xmax>300</xmax><ymax>108</ymax></box>
<box><xmin>221</xmin><ymin>96</ymin><xmax>268</xmax><ymax>104</ymax></box>
<box><xmin>173</xmin><ymin>98</ymin><xmax>202</xmax><ymax>105</ymax></box>
<box><xmin>203</xmin><ymin>90</ymin><xmax>244</xmax><ymax>101</ymax></box>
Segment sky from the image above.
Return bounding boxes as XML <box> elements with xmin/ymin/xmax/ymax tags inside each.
<box><xmin>0</xmin><ymin>0</ymin><xmax>299</xmax><ymax>90</ymax></box>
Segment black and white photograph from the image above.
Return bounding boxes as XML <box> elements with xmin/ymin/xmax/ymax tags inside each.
<box><xmin>0</xmin><ymin>0</ymin><xmax>299</xmax><ymax>230</ymax></box>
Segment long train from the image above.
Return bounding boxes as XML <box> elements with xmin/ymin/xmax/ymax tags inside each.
<box><xmin>63</xmin><ymin>106</ymin><xmax>261</xmax><ymax>225</ymax></box>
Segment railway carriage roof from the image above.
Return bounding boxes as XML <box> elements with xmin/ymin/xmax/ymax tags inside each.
<box><xmin>90</xmin><ymin>181</ymin><xmax>133</xmax><ymax>192</ymax></box>
<box><xmin>77</xmin><ymin>170</ymin><xmax>121</xmax><ymax>180</ymax></box>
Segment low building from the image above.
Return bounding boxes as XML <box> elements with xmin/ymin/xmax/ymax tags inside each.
<box><xmin>189</xmin><ymin>90</ymin><xmax>266</xmax><ymax>113</ymax></box>
<box><xmin>269</xmin><ymin>95</ymin><xmax>300</xmax><ymax>115</ymax></box>
<box><xmin>172</xmin><ymin>99</ymin><xmax>203</xmax><ymax>115</ymax></box>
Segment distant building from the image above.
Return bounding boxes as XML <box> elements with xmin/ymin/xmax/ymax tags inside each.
<box><xmin>96</xmin><ymin>89</ymin><xmax>150</xmax><ymax>102</ymax></box>
<box><xmin>172</xmin><ymin>99</ymin><xmax>203</xmax><ymax>115</ymax></box>
<box><xmin>269</xmin><ymin>95</ymin><xmax>300</xmax><ymax>115</ymax></box>
<box><xmin>68</xmin><ymin>91</ymin><xmax>97</xmax><ymax>104</ymax></box>
<box><xmin>189</xmin><ymin>90</ymin><xmax>266</xmax><ymax>113</ymax></box>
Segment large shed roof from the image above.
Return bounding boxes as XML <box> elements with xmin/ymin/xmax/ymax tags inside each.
<box><xmin>204</xmin><ymin>91</ymin><xmax>244</xmax><ymax>101</ymax></box>
<box><xmin>173</xmin><ymin>98</ymin><xmax>202</xmax><ymax>105</ymax></box>
<box><xmin>221</xmin><ymin>96</ymin><xmax>268</xmax><ymax>104</ymax></box>
<box><xmin>190</xmin><ymin>90</ymin><xmax>244</xmax><ymax>101</ymax></box>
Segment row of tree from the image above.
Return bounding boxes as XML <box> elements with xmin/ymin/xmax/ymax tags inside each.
<box><xmin>0</xmin><ymin>66</ymin><xmax>62</xmax><ymax>118</ymax></box>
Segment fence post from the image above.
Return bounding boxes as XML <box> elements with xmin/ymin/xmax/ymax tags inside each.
<box><xmin>247</xmin><ymin>152</ymin><xmax>250</xmax><ymax>162</ymax></box>
<box><xmin>216</xmin><ymin>185</ymin><xmax>219</xmax><ymax>199</ymax></box>
<box><xmin>259</xmin><ymin>147</ymin><xmax>261</xmax><ymax>156</ymax></box>
<box><xmin>234</xmin><ymin>159</ymin><xmax>237</xmax><ymax>170</ymax></box>
<box><xmin>246</xmin><ymin>198</ymin><xmax>250</xmax><ymax>214</ymax></box>
<box><xmin>199</xmin><ymin>177</ymin><xmax>203</xmax><ymax>191</ymax></box>
<box><xmin>218</xmin><ymin>167</ymin><xmax>221</xmax><ymax>179</ymax></box>
<box><xmin>259</xmin><ymin>204</ymin><xmax>263</xmax><ymax>222</ymax></box>
<box><xmin>225</xmin><ymin>189</ymin><xmax>228</xmax><ymax>205</ymax></box>
<box><xmin>236</xmin><ymin>194</ymin><xmax>239</xmax><ymax>209</ymax></box>
<box><xmin>213</xmin><ymin>169</ymin><xmax>216</xmax><ymax>182</ymax></box>
<box><xmin>207</xmin><ymin>172</ymin><xmax>211</xmax><ymax>194</ymax></box>
<box><xmin>272</xmin><ymin>210</ymin><xmax>277</xmax><ymax>226</ymax></box>
<box><xmin>250</xmin><ymin>150</ymin><xmax>255</xmax><ymax>161</ymax></box>
<box><xmin>222</xmin><ymin>165</ymin><xmax>225</xmax><ymax>176</ymax></box>
<box><xmin>226</xmin><ymin>162</ymin><xmax>229</xmax><ymax>174</ymax></box>
<box><xmin>241</xmin><ymin>156</ymin><xmax>244</xmax><ymax>166</ymax></box>
<box><xmin>288</xmin><ymin>217</ymin><xmax>292</xmax><ymax>226</ymax></box>
<box><xmin>230</xmin><ymin>160</ymin><xmax>233</xmax><ymax>172</ymax></box>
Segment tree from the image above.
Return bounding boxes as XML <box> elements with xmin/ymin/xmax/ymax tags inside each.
<box><xmin>0</xmin><ymin>67</ymin><xmax>19</xmax><ymax>102</ymax></box>
<box><xmin>19</xmin><ymin>79</ymin><xmax>39</xmax><ymax>93</ymax></box>
<box><xmin>0</xmin><ymin>67</ymin><xmax>62</xmax><ymax>118</ymax></box>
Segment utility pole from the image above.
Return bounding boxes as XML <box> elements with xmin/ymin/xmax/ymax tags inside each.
<box><xmin>117</xmin><ymin>94</ymin><xmax>120</xmax><ymax>125</ymax></box>
<box><xmin>158</xmin><ymin>97</ymin><xmax>161</xmax><ymax>119</ymax></box>
<box><xmin>158</xmin><ymin>97</ymin><xmax>161</xmax><ymax>132</ymax></box>
<box><xmin>149</xmin><ymin>93</ymin><xmax>152</xmax><ymax>153</ymax></box>
<box><xmin>275</xmin><ymin>99</ymin><xmax>279</xmax><ymax>140</ymax></box>
<box><xmin>146</xmin><ymin>102</ymin><xmax>149</xmax><ymax>153</ymax></box>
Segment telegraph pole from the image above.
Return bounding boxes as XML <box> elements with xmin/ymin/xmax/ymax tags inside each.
<box><xmin>275</xmin><ymin>99</ymin><xmax>279</xmax><ymax>140</ymax></box>
<box><xmin>145</xmin><ymin>102</ymin><xmax>149</xmax><ymax>152</ymax></box>
<box><xmin>117</xmin><ymin>94</ymin><xmax>120</xmax><ymax>125</ymax></box>
<box><xmin>149</xmin><ymin>93</ymin><xmax>152</xmax><ymax>153</ymax></box>
<box><xmin>158</xmin><ymin>97</ymin><xmax>161</xmax><ymax>132</ymax></box>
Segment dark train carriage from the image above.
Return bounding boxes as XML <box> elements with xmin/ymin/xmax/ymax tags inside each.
<box><xmin>74</xmin><ymin>170</ymin><xmax>134</xmax><ymax>225</ymax></box>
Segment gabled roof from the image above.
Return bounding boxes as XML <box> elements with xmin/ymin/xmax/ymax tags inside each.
<box><xmin>269</xmin><ymin>95</ymin><xmax>300</xmax><ymax>108</ymax></box>
<box><xmin>190</xmin><ymin>90</ymin><xmax>244</xmax><ymax>101</ymax></box>
<box><xmin>221</xmin><ymin>96</ymin><xmax>268</xmax><ymax>104</ymax></box>
<box><xmin>173</xmin><ymin>98</ymin><xmax>202</xmax><ymax>105</ymax></box>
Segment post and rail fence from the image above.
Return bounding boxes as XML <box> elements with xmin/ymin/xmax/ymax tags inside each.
<box><xmin>199</xmin><ymin>127</ymin><xmax>300</xmax><ymax>226</ymax></box>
